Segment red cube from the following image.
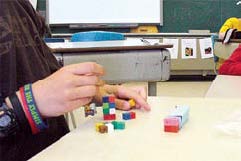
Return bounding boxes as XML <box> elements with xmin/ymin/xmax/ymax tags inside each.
<box><xmin>104</xmin><ymin>114</ymin><xmax>116</xmax><ymax>120</ymax></box>
<box><xmin>164</xmin><ymin>125</ymin><xmax>179</xmax><ymax>133</ymax></box>
<box><xmin>130</xmin><ymin>112</ymin><xmax>136</xmax><ymax>119</ymax></box>
<box><xmin>108</xmin><ymin>96</ymin><xmax>115</xmax><ymax>103</ymax></box>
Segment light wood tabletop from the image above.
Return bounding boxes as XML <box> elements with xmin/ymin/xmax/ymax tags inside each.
<box><xmin>206</xmin><ymin>75</ymin><xmax>241</xmax><ymax>98</ymax></box>
<box><xmin>30</xmin><ymin>97</ymin><xmax>241</xmax><ymax>161</ymax></box>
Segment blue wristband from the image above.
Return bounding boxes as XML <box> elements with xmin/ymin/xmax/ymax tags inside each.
<box><xmin>23</xmin><ymin>84</ymin><xmax>48</xmax><ymax>131</ymax></box>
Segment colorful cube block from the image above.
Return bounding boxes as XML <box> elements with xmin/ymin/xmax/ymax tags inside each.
<box><xmin>112</xmin><ymin>121</ymin><xmax>125</xmax><ymax>130</ymax></box>
<box><xmin>130</xmin><ymin>112</ymin><xmax>136</xmax><ymax>119</ymax></box>
<box><xmin>109</xmin><ymin>108</ymin><xmax>116</xmax><ymax>115</ymax></box>
<box><xmin>105</xmin><ymin>123</ymin><xmax>114</xmax><ymax>133</ymax></box>
<box><xmin>95</xmin><ymin>122</ymin><xmax>104</xmax><ymax>132</ymax></box>
<box><xmin>84</xmin><ymin>103</ymin><xmax>97</xmax><ymax>117</ymax></box>
<box><xmin>168</xmin><ymin>105</ymin><xmax>189</xmax><ymax>128</ymax></box>
<box><xmin>109</xmin><ymin>103</ymin><xmax>116</xmax><ymax>108</ymax></box>
<box><xmin>104</xmin><ymin>114</ymin><xmax>116</xmax><ymax>120</ymax></box>
<box><xmin>129</xmin><ymin>99</ymin><xmax>136</xmax><ymax>108</ymax></box>
<box><xmin>103</xmin><ymin>108</ymin><xmax>109</xmax><ymax>115</ymax></box>
<box><xmin>164</xmin><ymin>125</ymin><xmax>179</xmax><ymax>133</ymax></box>
<box><xmin>116</xmin><ymin>122</ymin><xmax>125</xmax><ymax>130</ymax></box>
<box><xmin>102</xmin><ymin>103</ymin><xmax>109</xmax><ymax>109</ymax></box>
<box><xmin>102</xmin><ymin>96</ymin><xmax>116</xmax><ymax>121</ymax></box>
<box><xmin>122</xmin><ymin>112</ymin><xmax>131</xmax><ymax>120</ymax></box>
<box><xmin>102</xmin><ymin>96</ymin><xmax>109</xmax><ymax>103</ymax></box>
<box><xmin>99</xmin><ymin>125</ymin><xmax>108</xmax><ymax>133</ymax></box>
<box><xmin>108</xmin><ymin>96</ymin><xmax>115</xmax><ymax>103</ymax></box>
<box><xmin>164</xmin><ymin>117</ymin><xmax>181</xmax><ymax>127</ymax></box>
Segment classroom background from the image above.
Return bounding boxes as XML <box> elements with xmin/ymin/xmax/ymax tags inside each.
<box><xmin>38</xmin><ymin>0</ymin><xmax>241</xmax><ymax>33</ymax></box>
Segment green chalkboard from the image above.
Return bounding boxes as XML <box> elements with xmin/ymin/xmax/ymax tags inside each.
<box><xmin>37</xmin><ymin>0</ymin><xmax>241</xmax><ymax>33</ymax></box>
<box><xmin>161</xmin><ymin>0</ymin><xmax>241</xmax><ymax>33</ymax></box>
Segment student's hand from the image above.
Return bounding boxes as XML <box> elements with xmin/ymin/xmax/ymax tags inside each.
<box><xmin>94</xmin><ymin>84</ymin><xmax>151</xmax><ymax>111</ymax></box>
<box><xmin>29</xmin><ymin>62</ymin><xmax>105</xmax><ymax>117</ymax></box>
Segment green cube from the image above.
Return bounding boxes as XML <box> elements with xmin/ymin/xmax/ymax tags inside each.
<box><xmin>103</xmin><ymin>103</ymin><xmax>109</xmax><ymax>109</ymax></box>
<box><xmin>111</xmin><ymin>121</ymin><xmax>118</xmax><ymax>129</ymax></box>
<box><xmin>112</xmin><ymin>121</ymin><xmax>125</xmax><ymax>130</ymax></box>
<box><xmin>103</xmin><ymin>108</ymin><xmax>109</xmax><ymax>115</ymax></box>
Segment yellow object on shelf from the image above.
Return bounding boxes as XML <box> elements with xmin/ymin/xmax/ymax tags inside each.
<box><xmin>130</xmin><ymin>25</ymin><xmax>158</xmax><ymax>33</ymax></box>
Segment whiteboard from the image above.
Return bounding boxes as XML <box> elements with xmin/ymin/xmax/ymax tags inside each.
<box><xmin>47</xmin><ymin>0</ymin><xmax>162</xmax><ymax>25</ymax></box>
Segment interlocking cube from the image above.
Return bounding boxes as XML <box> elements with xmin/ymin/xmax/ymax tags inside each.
<box><xmin>111</xmin><ymin>121</ymin><xmax>125</xmax><ymax>130</ymax></box>
<box><xmin>108</xmin><ymin>96</ymin><xmax>115</xmax><ymax>103</ymax></box>
<box><xmin>105</xmin><ymin>123</ymin><xmax>114</xmax><ymax>133</ymax></box>
<box><xmin>130</xmin><ymin>112</ymin><xmax>136</xmax><ymax>119</ymax></box>
<box><xmin>102</xmin><ymin>96</ymin><xmax>116</xmax><ymax>121</ymax></box>
<box><xmin>122</xmin><ymin>112</ymin><xmax>131</xmax><ymax>120</ymax></box>
<box><xmin>99</xmin><ymin>125</ymin><xmax>108</xmax><ymax>133</ymax></box>
<box><xmin>109</xmin><ymin>108</ymin><xmax>116</xmax><ymax>115</ymax></box>
<box><xmin>128</xmin><ymin>99</ymin><xmax>136</xmax><ymax>108</ymax></box>
<box><xmin>95</xmin><ymin>122</ymin><xmax>104</xmax><ymax>132</ymax></box>
<box><xmin>164</xmin><ymin>117</ymin><xmax>181</xmax><ymax>133</ymax></box>
<box><xmin>164</xmin><ymin>105</ymin><xmax>189</xmax><ymax>133</ymax></box>
<box><xmin>164</xmin><ymin>125</ymin><xmax>179</xmax><ymax>133</ymax></box>
<box><xmin>122</xmin><ymin>112</ymin><xmax>136</xmax><ymax>120</ymax></box>
<box><xmin>168</xmin><ymin>105</ymin><xmax>189</xmax><ymax>128</ymax></box>
<box><xmin>104</xmin><ymin>114</ymin><xmax>116</xmax><ymax>120</ymax></box>
<box><xmin>102</xmin><ymin>96</ymin><xmax>109</xmax><ymax>103</ymax></box>
<box><xmin>95</xmin><ymin>121</ymin><xmax>125</xmax><ymax>133</ymax></box>
<box><xmin>84</xmin><ymin>103</ymin><xmax>97</xmax><ymax>117</ymax></box>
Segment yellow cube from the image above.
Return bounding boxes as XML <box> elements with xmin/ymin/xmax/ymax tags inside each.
<box><xmin>95</xmin><ymin>122</ymin><xmax>104</xmax><ymax>132</ymax></box>
<box><xmin>128</xmin><ymin>99</ymin><xmax>136</xmax><ymax>108</ymax></box>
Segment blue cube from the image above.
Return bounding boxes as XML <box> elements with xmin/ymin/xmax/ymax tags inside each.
<box><xmin>102</xmin><ymin>96</ymin><xmax>109</xmax><ymax>103</ymax></box>
<box><xmin>122</xmin><ymin>112</ymin><xmax>131</xmax><ymax>120</ymax></box>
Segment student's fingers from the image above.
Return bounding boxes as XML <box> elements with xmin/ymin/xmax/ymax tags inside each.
<box><xmin>117</xmin><ymin>86</ymin><xmax>151</xmax><ymax>111</ymax></box>
<box><xmin>104</xmin><ymin>85</ymin><xmax>150</xmax><ymax>111</ymax></box>
<box><xmin>115</xmin><ymin>99</ymin><xmax>131</xmax><ymax>111</ymax></box>
<box><xmin>129</xmin><ymin>86</ymin><xmax>147</xmax><ymax>100</ymax></box>
<box><xmin>63</xmin><ymin>97</ymin><xmax>93</xmax><ymax>113</ymax></box>
<box><xmin>115</xmin><ymin>98</ymin><xmax>142</xmax><ymax>110</ymax></box>
<box><xmin>70</xmin><ymin>75</ymin><xmax>105</xmax><ymax>87</ymax></box>
<box><xmin>67</xmin><ymin>86</ymin><xmax>98</xmax><ymax>100</ymax></box>
<box><xmin>65</xmin><ymin>62</ymin><xmax>105</xmax><ymax>76</ymax></box>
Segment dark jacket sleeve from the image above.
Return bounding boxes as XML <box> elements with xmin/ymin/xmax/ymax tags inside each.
<box><xmin>0</xmin><ymin>14</ymin><xmax>17</xmax><ymax>98</ymax></box>
<box><xmin>219</xmin><ymin>45</ymin><xmax>241</xmax><ymax>75</ymax></box>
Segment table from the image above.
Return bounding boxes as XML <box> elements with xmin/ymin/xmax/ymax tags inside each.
<box><xmin>30</xmin><ymin>97</ymin><xmax>241</xmax><ymax>161</ymax></box>
<box><xmin>47</xmin><ymin>39</ymin><xmax>172</xmax><ymax>96</ymax></box>
<box><xmin>52</xmin><ymin>33</ymin><xmax>217</xmax><ymax>76</ymax></box>
<box><xmin>126</xmin><ymin>33</ymin><xmax>216</xmax><ymax>76</ymax></box>
<box><xmin>206</xmin><ymin>75</ymin><xmax>241</xmax><ymax>98</ymax></box>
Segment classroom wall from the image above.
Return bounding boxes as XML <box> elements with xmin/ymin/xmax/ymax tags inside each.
<box><xmin>37</xmin><ymin>0</ymin><xmax>241</xmax><ymax>33</ymax></box>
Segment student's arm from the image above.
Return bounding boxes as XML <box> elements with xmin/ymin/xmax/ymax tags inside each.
<box><xmin>219</xmin><ymin>45</ymin><xmax>241</xmax><ymax>75</ymax></box>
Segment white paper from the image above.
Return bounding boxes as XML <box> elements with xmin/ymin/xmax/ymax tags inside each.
<box><xmin>199</xmin><ymin>38</ymin><xmax>214</xmax><ymax>59</ymax></box>
<box><xmin>181</xmin><ymin>39</ymin><xmax>197</xmax><ymax>59</ymax></box>
<box><xmin>163</xmin><ymin>38</ymin><xmax>179</xmax><ymax>59</ymax></box>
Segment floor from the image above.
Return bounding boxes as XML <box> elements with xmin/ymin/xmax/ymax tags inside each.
<box><xmin>66</xmin><ymin>81</ymin><xmax>213</xmax><ymax>130</ymax></box>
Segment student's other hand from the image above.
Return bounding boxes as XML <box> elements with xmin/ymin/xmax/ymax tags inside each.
<box><xmin>94</xmin><ymin>84</ymin><xmax>151</xmax><ymax>111</ymax></box>
<box><xmin>29</xmin><ymin>62</ymin><xmax>105</xmax><ymax>117</ymax></box>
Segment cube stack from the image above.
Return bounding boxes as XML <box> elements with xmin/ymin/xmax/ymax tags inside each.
<box><xmin>164</xmin><ymin>105</ymin><xmax>189</xmax><ymax>133</ymax></box>
<box><xmin>102</xmin><ymin>96</ymin><xmax>116</xmax><ymax>120</ymax></box>
<box><xmin>122</xmin><ymin>112</ymin><xmax>136</xmax><ymax>120</ymax></box>
<box><xmin>95</xmin><ymin>121</ymin><xmax>125</xmax><ymax>134</ymax></box>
